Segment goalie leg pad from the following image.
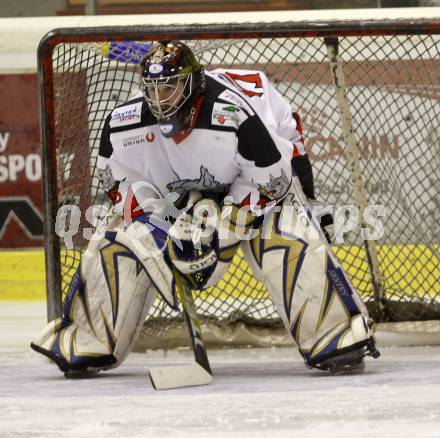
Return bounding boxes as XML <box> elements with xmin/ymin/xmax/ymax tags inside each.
<box><xmin>31</xmin><ymin>216</ymin><xmax>174</xmax><ymax>375</ymax></box>
<box><xmin>241</xmin><ymin>180</ymin><xmax>378</xmax><ymax>370</ymax></box>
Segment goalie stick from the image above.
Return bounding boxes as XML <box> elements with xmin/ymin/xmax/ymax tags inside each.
<box><xmin>148</xmin><ymin>270</ymin><xmax>212</xmax><ymax>390</ymax></box>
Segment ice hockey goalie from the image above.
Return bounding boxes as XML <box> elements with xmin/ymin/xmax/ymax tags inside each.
<box><xmin>31</xmin><ymin>40</ymin><xmax>379</xmax><ymax>377</ymax></box>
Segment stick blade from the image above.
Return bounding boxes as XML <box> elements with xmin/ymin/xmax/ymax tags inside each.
<box><xmin>149</xmin><ymin>363</ymin><xmax>212</xmax><ymax>390</ymax></box>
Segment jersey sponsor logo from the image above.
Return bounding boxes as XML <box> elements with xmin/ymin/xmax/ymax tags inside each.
<box><xmin>217</xmin><ymin>90</ymin><xmax>254</xmax><ymax>115</ymax></box>
<box><xmin>167</xmin><ymin>165</ymin><xmax>229</xmax><ymax>194</ymax></box>
<box><xmin>110</xmin><ymin>102</ymin><xmax>142</xmax><ymax>128</ymax></box>
<box><xmin>211</xmin><ymin>102</ymin><xmax>243</xmax><ymax>128</ymax></box>
<box><xmin>122</xmin><ymin>132</ymin><xmax>155</xmax><ymax>147</ymax></box>
<box><xmin>222</xmin><ymin>105</ymin><xmax>240</xmax><ymax>113</ymax></box>
<box><xmin>123</xmin><ymin>134</ymin><xmax>144</xmax><ymax>147</ymax></box>
<box><xmin>146</xmin><ymin>132</ymin><xmax>155</xmax><ymax>142</ymax></box>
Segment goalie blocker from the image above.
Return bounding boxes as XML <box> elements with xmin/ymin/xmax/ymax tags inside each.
<box><xmin>31</xmin><ymin>179</ymin><xmax>379</xmax><ymax>378</ymax></box>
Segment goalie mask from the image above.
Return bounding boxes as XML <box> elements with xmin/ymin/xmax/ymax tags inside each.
<box><xmin>140</xmin><ymin>40</ymin><xmax>205</xmax><ymax>137</ymax></box>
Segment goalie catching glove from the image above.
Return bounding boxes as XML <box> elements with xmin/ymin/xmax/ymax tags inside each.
<box><xmin>167</xmin><ymin>192</ymin><xmax>221</xmax><ymax>289</ymax></box>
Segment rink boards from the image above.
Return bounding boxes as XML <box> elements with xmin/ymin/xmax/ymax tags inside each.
<box><xmin>0</xmin><ymin>243</ymin><xmax>438</xmax><ymax>301</ymax></box>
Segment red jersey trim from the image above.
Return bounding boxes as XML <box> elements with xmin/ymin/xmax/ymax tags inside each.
<box><xmin>172</xmin><ymin>96</ymin><xmax>205</xmax><ymax>145</ymax></box>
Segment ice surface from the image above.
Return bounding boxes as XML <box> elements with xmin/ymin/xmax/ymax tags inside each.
<box><xmin>1</xmin><ymin>301</ymin><xmax>440</xmax><ymax>438</ymax></box>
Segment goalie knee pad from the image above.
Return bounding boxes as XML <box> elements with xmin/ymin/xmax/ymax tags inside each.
<box><xmin>31</xmin><ymin>214</ymin><xmax>175</xmax><ymax>375</ymax></box>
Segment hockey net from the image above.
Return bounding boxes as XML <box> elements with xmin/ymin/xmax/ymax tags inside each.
<box><xmin>39</xmin><ymin>20</ymin><xmax>440</xmax><ymax>348</ymax></box>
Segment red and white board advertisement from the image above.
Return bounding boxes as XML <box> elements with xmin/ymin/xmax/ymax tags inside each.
<box><xmin>0</xmin><ymin>74</ymin><xmax>43</xmax><ymax>248</ymax></box>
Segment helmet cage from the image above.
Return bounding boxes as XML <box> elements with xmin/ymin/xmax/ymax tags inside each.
<box><xmin>140</xmin><ymin>72</ymin><xmax>193</xmax><ymax>120</ymax></box>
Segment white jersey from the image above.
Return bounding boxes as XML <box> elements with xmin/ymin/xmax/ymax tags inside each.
<box><xmin>209</xmin><ymin>68</ymin><xmax>305</xmax><ymax>154</ymax></box>
<box><xmin>97</xmin><ymin>69</ymin><xmax>304</xmax><ymax>217</ymax></box>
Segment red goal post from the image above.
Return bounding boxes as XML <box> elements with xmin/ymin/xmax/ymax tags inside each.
<box><xmin>38</xmin><ymin>17</ymin><xmax>440</xmax><ymax>346</ymax></box>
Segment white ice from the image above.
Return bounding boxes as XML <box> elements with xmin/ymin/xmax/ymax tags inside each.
<box><xmin>1</xmin><ymin>301</ymin><xmax>440</xmax><ymax>438</ymax></box>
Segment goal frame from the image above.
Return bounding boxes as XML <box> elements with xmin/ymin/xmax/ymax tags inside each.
<box><xmin>38</xmin><ymin>18</ymin><xmax>440</xmax><ymax>323</ymax></box>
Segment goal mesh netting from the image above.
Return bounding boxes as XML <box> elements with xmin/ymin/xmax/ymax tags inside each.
<box><xmin>39</xmin><ymin>21</ymin><xmax>440</xmax><ymax>345</ymax></box>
